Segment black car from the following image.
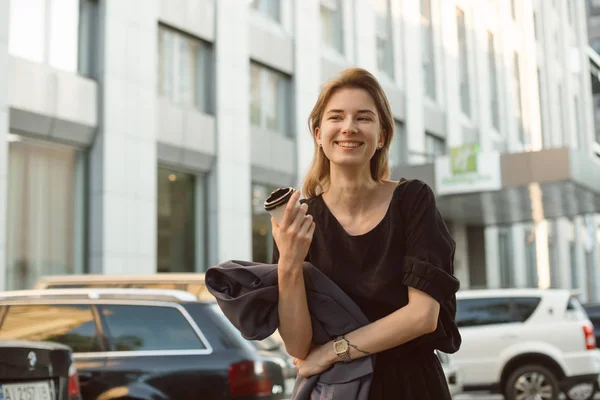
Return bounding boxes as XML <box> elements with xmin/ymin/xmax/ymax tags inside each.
<box><xmin>0</xmin><ymin>289</ymin><xmax>288</xmax><ymax>400</ymax></box>
<box><xmin>0</xmin><ymin>339</ymin><xmax>82</xmax><ymax>400</ymax></box>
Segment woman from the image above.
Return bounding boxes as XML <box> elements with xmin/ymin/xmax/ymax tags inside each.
<box><xmin>271</xmin><ymin>68</ymin><xmax>461</xmax><ymax>399</ymax></box>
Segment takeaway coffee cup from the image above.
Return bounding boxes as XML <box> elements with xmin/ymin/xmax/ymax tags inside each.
<box><xmin>264</xmin><ymin>187</ymin><xmax>300</xmax><ymax>224</ymax></box>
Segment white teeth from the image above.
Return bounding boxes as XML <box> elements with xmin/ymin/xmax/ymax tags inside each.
<box><xmin>337</xmin><ymin>142</ymin><xmax>361</xmax><ymax>148</ymax></box>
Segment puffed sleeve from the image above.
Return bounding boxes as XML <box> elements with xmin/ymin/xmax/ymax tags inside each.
<box><xmin>400</xmin><ymin>181</ymin><xmax>460</xmax><ymax>303</ymax></box>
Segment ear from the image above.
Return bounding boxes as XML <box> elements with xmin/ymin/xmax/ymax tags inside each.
<box><xmin>315</xmin><ymin>127</ymin><xmax>321</xmax><ymax>146</ymax></box>
<box><xmin>379</xmin><ymin>129</ymin><xmax>386</xmax><ymax>148</ymax></box>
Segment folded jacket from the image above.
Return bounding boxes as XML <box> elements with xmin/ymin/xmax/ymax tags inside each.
<box><xmin>205</xmin><ymin>260</ymin><xmax>375</xmax><ymax>400</ymax></box>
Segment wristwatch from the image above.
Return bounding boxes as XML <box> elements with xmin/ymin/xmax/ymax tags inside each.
<box><xmin>333</xmin><ymin>336</ymin><xmax>352</xmax><ymax>362</ymax></box>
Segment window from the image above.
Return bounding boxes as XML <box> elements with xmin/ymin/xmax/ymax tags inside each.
<box><xmin>498</xmin><ymin>228</ymin><xmax>513</xmax><ymax>288</ymax></box>
<box><xmin>252</xmin><ymin>184</ymin><xmax>277</xmax><ymax>263</ymax></box>
<box><xmin>421</xmin><ymin>0</ymin><xmax>436</xmax><ymax>100</ymax></box>
<box><xmin>6</xmin><ymin>138</ymin><xmax>87</xmax><ymax>290</ymax></box>
<box><xmin>389</xmin><ymin>121</ymin><xmax>408</xmax><ymax>168</ymax></box>
<box><xmin>9</xmin><ymin>0</ymin><xmax>80</xmax><ymax>72</ymax></box>
<box><xmin>456</xmin><ymin>7</ymin><xmax>471</xmax><ymax>116</ymax></box>
<box><xmin>0</xmin><ymin>305</ymin><xmax>102</xmax><ymax>353</ymax></box>
<box><xmin>456</xmin><ymin>297</ymin><xmax>540</xmax><ymax>328</ymax></box>
<box><xmin>594</xmin><ymin>95</ymin><xmax>600</xmax><ymax>144</ymax></box>
<box><xmin>250</xmin><ymin>62</ymin><xmax>292</xmax><ymax>135</ymax></box>
<box><xmin>456</xmin><ymin>298</ymin><xmax>512</xmax><ymax>327</ymax></box>
<box><xmin>157</xmin><ymin>167</ymin><xmax>198</xmax><ymax>273</ymax></box>
<box><xmin>100</xmin><ymin>305</ymin><xmax>206</xmax><ymax>351</ymax></box>
<box><xmin>158</xmin><ymin>25</ymin><xmax>213</xmax><ymax>114</ymax></box>
<box><xmin>321</xmin><ymin>0</ymin><xmax>344</xmax><ymax>54</ymax></box>
<box><xmin>558</xmin><ymin>83</ymin><xmax>567</xmax><ymax>144</ymax></box>
<box><xmin>591</xmin><ymin>39</ymin><xmax>600</xmax><ymax>54</ymax></box>
<box><xmin>376</xmin><ymin>0</ymin><xmax>394</xmax><ymax>78</ymax></box>
<box><xmin>425</xmin><ymin>132</ymin><xmax>446</xmax><ymax>161</ymax></box>
<box><xmin>538</xmin><ymin>68</ymin><xmax>551</xmax><ymax>148</ymax></box>
<box><xmin>513</xmin><ymin>53</ymin><xmax>526</xmax><ymax>145</ymax></box>
<box><xmin>512</xmin><ymin>298</ymin><xmax>541</xmax><ymax>321</ymax></box>
<box><xmin>569</xmin><ymin>240</ymin><xmax>578</xmax><ymax>288</ymax></box>
<box><xmin>249</xmin><ymin>0</ymin><xmax>281</xmax><ymax>22</ymax></box>
<box><xmin>488</xmin><ymin>32</ymin><xmax>500</xmax><ymax>131</ymax></box>
<box><xmin>510</xmin><ymin>0</ymin><xmax>516</xmax><ymax>20</ymax></box>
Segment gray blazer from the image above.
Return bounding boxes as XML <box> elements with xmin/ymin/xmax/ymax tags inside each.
<box><xmin>205</xmin><ymin>260</ymin><xmax>374</xmax><ymax>400</ymax></box>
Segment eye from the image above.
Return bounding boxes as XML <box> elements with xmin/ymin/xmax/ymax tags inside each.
<box><xmin>329</xmin><ymin>115</ymin><xmax>342</xmax><ymax>120</ymax></box>
<box><xmin>358</xmin><ymin>117</ymin><xmax>373</xmax><ymax>121</ymax></box>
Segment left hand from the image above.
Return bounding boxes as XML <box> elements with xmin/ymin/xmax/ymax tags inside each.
<box><xmin>293</xmin><ymin>343</ymin><xmax>335</xmax><ymax>378</ymax></box>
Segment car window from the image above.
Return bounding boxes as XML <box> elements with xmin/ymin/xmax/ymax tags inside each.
<box><xmin>456</xmin><ymin>298</ymin><xmax>513</xmax><ymax>327</ymax></box>
<box><xmin>100</xmin><ymin>305</ymin><xmax>206</xmax><ymax>351</ymax></box>
<box><xmin>0</xmin><ymin>304</ymin><xmax>102</xmax><ymax>353</ymax></box>
<box><xmin>510</xmin><ymin>297</ymin><xmax>541</xmax><ymax>322</ymax></box>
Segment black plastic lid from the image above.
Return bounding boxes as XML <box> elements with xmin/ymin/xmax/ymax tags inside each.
<box><xmin>264</xmin><ymin>187</ymin><xmax>296</xmax><ymax>211</ymax></box>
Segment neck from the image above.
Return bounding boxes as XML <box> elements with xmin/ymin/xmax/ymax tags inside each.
<box><xmin>325</xmin><ymin>165</ymin><xmax>380</xmax><ymax>213</ymax></box>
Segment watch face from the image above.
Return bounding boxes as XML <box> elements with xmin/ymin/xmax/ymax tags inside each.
<box><xmin>333</xmin><ymin>340</ymin><xmax>348</xmax><ymax>354</ymax></box>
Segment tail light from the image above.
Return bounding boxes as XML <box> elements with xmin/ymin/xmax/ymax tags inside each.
<box><xmin>68</xmin><ymin>363</ymin><xmax>82</xmax><ymax>400</ymax></box>
<box><xmin>228</xmin><ymin>361</ymin><xmax>272</xmax><ymax>397</ymax></box>
<box><xmin>583</xmin><ymin>324</ymin><xmax>596</xmax><ymax>350</ymax></box>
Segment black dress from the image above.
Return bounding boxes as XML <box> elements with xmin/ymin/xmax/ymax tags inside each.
<box><xmin>273</xmin><ymin>179</ymin><xmax>462</xmax><ymax>400</ymax></box>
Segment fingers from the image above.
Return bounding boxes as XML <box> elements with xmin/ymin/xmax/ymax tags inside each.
<box><xmin>290</xmin><ymin>203</ymin><xmax>309</xmax><ymax>231</ymax></box>
<box><xmin>280</xmin><ymin>190</ymin><xmax>301</xmax><ymax>227</ymax></box>
<box><xmin>299</xmin><ymin>213</ymin><xmax>314</xmax><ymax>236</ymax></box>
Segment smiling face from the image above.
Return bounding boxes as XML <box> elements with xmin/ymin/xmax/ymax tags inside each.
<box><xmin>315</xmin><ymin>87</ymin><xmax>385</xmax><ymax>171</ymax></box>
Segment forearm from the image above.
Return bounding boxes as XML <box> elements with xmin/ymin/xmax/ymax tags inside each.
<box><xmin>278</xmin><ymin>264</ymin><xmax>313</xmax><ymax>359</ymax></box>
<box><xmin>324</xmin><ymin>297</ymin><xmax>439</xmax><ymax>364</ymax></box>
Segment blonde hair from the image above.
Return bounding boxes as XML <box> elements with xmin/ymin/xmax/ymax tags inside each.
<box><xmin>301</xmin><ymin>68</ymin><xmax>395</xmax><ymax>199</ymax></box>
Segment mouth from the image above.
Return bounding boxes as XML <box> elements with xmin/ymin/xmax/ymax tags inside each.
<box><xmin>334</xmin><ymin>141</ymin><xmax>364</xmax><ymax>149</ymax></box>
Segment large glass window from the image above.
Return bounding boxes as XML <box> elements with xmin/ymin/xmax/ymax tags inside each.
<box><xmin>158</xmin><ymin>25</ymin><xmax>213</xmax><ymax>114</ymax></box>
<box><xmin>100</xmin><ymin>305</ymin><xmax>206</xmax><ymax>351</ymax></box>
<box><xmin>157</xmin><ymin>167</ymin><xmax>197</xmax><ymax>273</ymax></box>
<box><xmin>249</xmin><ymin>62</ymin><xmax>292</xmax><ymax>135</ymax></box>
<box><xmin>421</xmin><ymin>0</ymin><xmax>436</xmax><ymax>100</ymax></box>
<box><xmin>6</xmin><ymin>137</ymin><xmax>87</xmax><ymax>290</ymax></box>
<box><xmin>249</xmin><ymin>0</ymin><xmax>281</xmax><ymax>23</ymax></box>
<box><xmin>424</xmin><ymin>132</ymin><xmax>446</xmax><ymax>162</ymax></box>
<box><xmin>389</xmin><ymin>120</ymin><xmax>407</xmax><ymax>168</ymax></box>
<box><xmin>321</xmin><ymin>0</ymin><xmax>344</xmax><ymax>54</ymax></box>
<box><xmin>9</xmin><ymin>0</ymin><xmax>80</xmax><ymax>73</ymax></box>
<box><xmin>488</xmin><ymin>32</ymin><xmax>500</xmax><ymax>131</ymax></box>
<box><xmin>376</xmin><ymin>0</ymin><xmax>394</xmax><ymax>78</ymax></box>
<box><xmin>594</xmin><ymin>95</ymin><xmax>600</xmax><ymax>144</ymax></box>
<box><xmin>252</xmin><ymin>184</ymin><xmax>277</xmax><ymax>264</ymax></box>
<box><xmin>0</xmin><ymin>304</ymin><xmax>101</xmax><ymax>353</ymax></box>
<box><xmin>456</xmin><ymin>7</ymin><xmax>470</xmax><ymax>116</ymax></box>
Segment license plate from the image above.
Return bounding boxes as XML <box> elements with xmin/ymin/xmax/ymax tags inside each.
<box><xmin>0</xmin><ymin>381</ymin><xmax>53</xmax><ymax>400</ymax></box>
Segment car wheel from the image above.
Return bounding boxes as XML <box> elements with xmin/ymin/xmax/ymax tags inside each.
<box><xmin>504</xmin><ymin>364</ymin><xmax>559</xmax><ymax>400</ymax></box>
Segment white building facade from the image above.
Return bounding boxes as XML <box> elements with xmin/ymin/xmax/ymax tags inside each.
<box><xmin>1</xmin><ymin>0</ymin><xmax>600</xmax><ymax>299</ymax></box>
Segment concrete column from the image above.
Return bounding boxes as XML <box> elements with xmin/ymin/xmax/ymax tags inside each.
<box><xmin>207</xmin><ymin>0</ymin><xmax>252</xmax><ymax>266</ymax></box>
<box><xmin>90</xmin><ymin>0</ymin><xmax>159</xmax><ymax>274</ymax></box>
<box><xmin>0</xmin><ymin>0</ymin><xmax>9</xmax><ymax>290</ymax></box>
<box><xmin>401</xmin><ymin>0</ymin><xmax>426</xmax><ymax>161</ymax></box>
<box><xmin>294</xmin><ymin>0</ymin><xmax>321</xmax><ymax>187</ymax></box>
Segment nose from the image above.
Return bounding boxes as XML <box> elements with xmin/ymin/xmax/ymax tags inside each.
<box><xmin>341</xmin><ymin>117</ymin><xmax>358</xmax><ymax>135</ymax></box>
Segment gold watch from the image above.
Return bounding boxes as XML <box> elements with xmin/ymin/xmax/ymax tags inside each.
<box><xmin>333</xmin><ymin>336</ymin><xmax>352</xmax><ymax>362</ymax></box>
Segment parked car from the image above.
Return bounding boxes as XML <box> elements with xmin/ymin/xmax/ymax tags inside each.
<box><xmin>453</xmin><ymin>288</ymin><xmax>600</xmax><ymax>400</ymax></box>
<box><xmin>0</xmin><ymin>288</ymin><xmax>289</xmax><ymax>400</ymax></box>
<box><xmin>0</xmin><ymin>339</ymin><xmax>82</xmax><ymax>400</ymax></box>
<box><xmin>34</xmin><ymin>273</ymin><xmax>463</xmax><ymax>395</ymax></box>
